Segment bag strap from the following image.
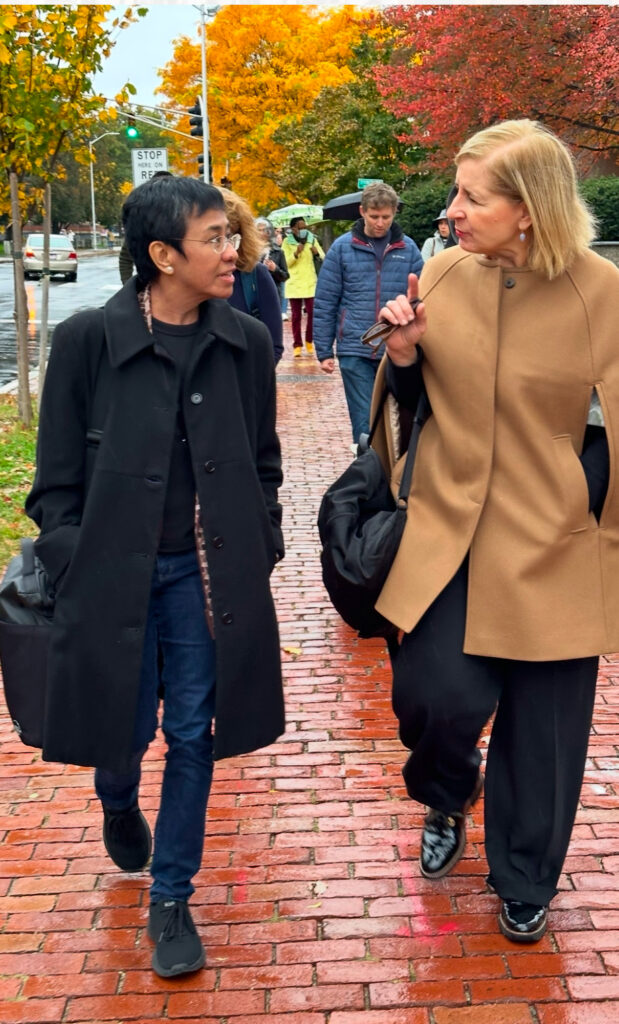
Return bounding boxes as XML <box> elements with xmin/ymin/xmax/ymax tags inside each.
<box><xmin>365</xmin><ymin>377</ymin><xmax>430</xmax><ymax>504</ymax></box>
<box><xmin>397</xmin><ymin>390</ymin><xmax>430</xmax><ymax>504</ymax></box>
<box><xmin>19</xmin><ymin>538</ymin><xmax>39</xmax><ymax>596</ymax></box>
<box><xmin>366</xmin><ymin>386</ymin><xmax>391</xmax><ymax>448</ymax></box>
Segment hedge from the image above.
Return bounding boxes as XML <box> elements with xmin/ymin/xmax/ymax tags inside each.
<box><xmin>580</xmin><ymin>177</ymin><xmax>619</xmax><ymax>241</ymax></box>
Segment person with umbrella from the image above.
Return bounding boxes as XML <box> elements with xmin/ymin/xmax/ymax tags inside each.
<box><xmin>282</xmin><ymin>217</ymin><xmax>325</xmax><ymax>358</ymax></box>
<box><xmin>313</xmin><ymin>182</ymin><xmax>423</xmax><ymax>447</ymax></box>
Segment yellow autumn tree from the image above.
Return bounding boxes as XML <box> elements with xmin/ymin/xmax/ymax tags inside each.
<box><xmin>0</xmin><ymin>4</ymin><xmax>141</xmax><ymax>423</ymax></box>
<box><xmin>156</xmin><ymin>4</ymin><xmax>372</xmax><ymax>209</ymax></box>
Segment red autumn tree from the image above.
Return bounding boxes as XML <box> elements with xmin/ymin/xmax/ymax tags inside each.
<box><xmin>376</xmin><ymin>5</ymin><xmax>619</xmax><ymax>171</ymax></box>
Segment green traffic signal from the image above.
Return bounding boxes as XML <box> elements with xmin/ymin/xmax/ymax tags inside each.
<box><xmin>125</xmin><ymin>116</ymin><xmax>139</xmax><ymax>139</ymax></box>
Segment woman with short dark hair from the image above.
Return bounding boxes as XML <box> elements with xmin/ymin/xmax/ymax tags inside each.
<box><xmin>26</xmin><ymin>173</ymin><xmax>285</xmax><ymax>978</ymax></box>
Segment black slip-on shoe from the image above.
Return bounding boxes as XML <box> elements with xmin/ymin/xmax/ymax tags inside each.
<box><xmin>419</xmin><ymin>772</ymin><xmax>484</xmax><ymax>880</ymax></box>
<box><xmin>102</xmin><ymin>802</ymin><xmax>152</xmax><ymax>872</ymax></box>
<box><xmin>499</xmin><ymin>900</ymin><xmax>548</xmax><ymax>943</ymax></box>
<box><xmin>420</xmin><ymin>809</ymin><xmax>466</xmax><ymax>878</ymax></box>
<box><xmin>149</xmin><ymin>899</ymin><xmax>205</xmax><ymax>978</ymax></box>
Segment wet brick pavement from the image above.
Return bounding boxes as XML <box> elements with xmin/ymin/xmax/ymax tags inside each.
<box><xmin>1</xmin><ymin>322</ymin><xmax>618</xmax><ymax>1022</ymax></box>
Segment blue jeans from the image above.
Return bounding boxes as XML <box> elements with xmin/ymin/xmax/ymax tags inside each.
<box><xmin>94</xmin><ymin>550</ymin><xmax>216</xmax><ymax>903</ymax></box>
<box><xmin>279</xmin><ymin>281</ymin><xmax>288</xmax><ymax>315</ymax></box>
<box><xmin>338</xmin><ymin>355</ymin><xmax>380</xmax><ymax>443</ymax></box>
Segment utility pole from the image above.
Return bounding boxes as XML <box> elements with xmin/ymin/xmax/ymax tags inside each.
<box><xmin>89</xmin><ymin>131</ymin><xmax>120</xmax><ymax>249</ymax></box>
<box><xmin>198</xmin><ymin>5</ymin><xmax>209</xmax><ymax>183</ymax></box>
<box><xmin>193</xmin><ymin>5</ymin><xmax>219</xmax><ymax>183</ymax></box>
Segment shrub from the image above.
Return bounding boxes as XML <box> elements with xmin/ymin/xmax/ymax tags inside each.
<box><xmin>580</xmin><ymin>177</ymin><xmax>619</xmax><ymax>241</ymax></box>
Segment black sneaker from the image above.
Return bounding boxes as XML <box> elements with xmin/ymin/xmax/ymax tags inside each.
<box><xmin>499</xmin><ymin>900</ymin><xmax>548</xmax><ymax>943</ymax></box>
<box><xmin>102</xmin><ymin>802</ymin><xmax>152</xmax><ymax>872</ymax></box>
<box><xmin>149</xmin><ymin>899</ymin><xmax>205</xmax><ymax>978</ymax></box>
<box><xmin>419</xmin><ymin>773</ymin><xmax>483</xmax><ymax>879</ymax></box>
<box><xmin>420</xmin><ymin>809</ymin><xmax>465</xmax><ymax>878</ymax></box>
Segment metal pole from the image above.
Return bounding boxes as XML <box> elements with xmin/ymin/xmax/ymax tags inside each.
<box><xmin>199</xmin><ymin>6</ymin><xmax>210</xmax><ymax>182</ymax></box>
<box><xmin>88</xmin><ymin>132</ymin><xmax>120</xmax><ymax>250</ymax></box>
<box><xmin>89</xmin><ymin>139</ymin><xmax>96</xmax><ymax>250</ymax></box>
<box><xmin>38</xmin><ymin>182</ymin><xmax>51</xmax><ymax>404</ymax></box>
<box><xmin>10</xmin><ymin>172</ymin><xmax>32</xmax><ymax>425</ymax></box>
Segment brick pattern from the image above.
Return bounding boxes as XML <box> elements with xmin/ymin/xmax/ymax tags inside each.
<box><xmin>1</xmin><ymin>324</ymin><xmax>618</xmax><ymax>1021</ymax></box>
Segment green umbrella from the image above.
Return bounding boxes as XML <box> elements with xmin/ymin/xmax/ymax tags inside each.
<box><xmin>267</xmin><ymin>203</ymin><xmax>323</xmax><ymax>228</ymax></box>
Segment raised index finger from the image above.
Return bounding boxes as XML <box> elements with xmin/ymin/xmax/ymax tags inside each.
<box><xmin>406</xmin><ymin>273</ymin><xmax>420</xmax><ymax>304</ymax></box>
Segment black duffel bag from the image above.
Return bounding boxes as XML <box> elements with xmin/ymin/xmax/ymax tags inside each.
<box><xmin>317</xmin><ymin>386</ymin><xmax>429</xmax><ymax>643</ymax></box>
<box><xmin>0</xmin><ymin>537</ymin><xmax>54</xmax><ymax>747</ymax></box>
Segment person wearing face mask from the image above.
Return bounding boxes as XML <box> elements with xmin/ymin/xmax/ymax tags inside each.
<box><xmin>313</xmin><ymin>182</ymin><xmax>423</xmax><ymax>447</ymax></box>
<box><xmin>369</xmin><ymin>119</ymin><xmax>619</xmax><ymax>945</ymax></box>
<box><xmin>281</xmin><ymin>217</ymin><xmax>325</xmax><ymax>358</ymax></box>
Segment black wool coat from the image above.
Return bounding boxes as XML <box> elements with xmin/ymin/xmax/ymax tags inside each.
<box><xmin>26</xmin><ymin>280</ymin><xmax>285</xmax><ymax>771</ymax></box>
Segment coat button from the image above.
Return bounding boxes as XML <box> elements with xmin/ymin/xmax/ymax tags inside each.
<box><xmin>212</xmin><ymin>536</ymin><xmax>224</xmax><ymax>549</ymax></box>
<box><xmin>221</xmin><ymin>611</ymin><xmax>233</xmax><ymax>625</ymax></box>
<box><xmin>190</xmin><ymin>392</ymin><xmax>203</xmax><ymax>404</ymax></box>
<box><xmin>204</xmin><ymin>460</ymin><xmax>215</xmax><ymax>473</ymax></box>
<box><xmin>505</xmin><ymin>277</ymin><xmax>516</xmax><ymax>288</ymax></box>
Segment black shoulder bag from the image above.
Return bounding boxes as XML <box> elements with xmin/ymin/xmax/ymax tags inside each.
<box><xmin>317</xmin><ymin>385</ymin><xmax>430</xmax><ymax>649</ymax></box>
<box><xmin>0</xmin><ymin>538</ymin><xmax>54</xmax><ymax>746</ymax></box>
<box><xmin>0</xmin><ymin>325</ymin><xmax>108</xmax><ymax>747</ymax></box>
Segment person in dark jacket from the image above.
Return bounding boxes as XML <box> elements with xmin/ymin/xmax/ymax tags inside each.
<box><xmin>26</xmin><ymin>175</ymin><xmax>285</xmax><ymax>979</ymax></box>
<box><xmin>255</xmin><ymin>216</ymin><xmax>289</xmax><ymax>297</ymax></box>
<box><xmin>118</xmin><ymin>236</ymin><xmax>134</xmax><ymax>284</ymax></box>
<box><xmin>219</xmin><ymin>188</ymin><xmax>283</xmax><ymax>364</ymax></box>
<box><xmin>313</xmin><ymin>182</ymin><xmax>423</xmax><ymax>446</ymax></box>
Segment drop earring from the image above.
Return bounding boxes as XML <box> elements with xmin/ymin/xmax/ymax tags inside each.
<box><xmin>519</xmin><ymin>231</ymin><xmax>526</xmax><ymax>242</ymax></box>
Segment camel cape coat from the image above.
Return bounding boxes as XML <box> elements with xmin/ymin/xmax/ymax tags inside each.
<box><xmin>371</xmin><ymin>246</ymin><xmax>619</xmax><ymax>661</ymax></box>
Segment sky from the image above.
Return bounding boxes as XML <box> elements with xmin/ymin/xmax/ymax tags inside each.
<box><xmin>92</xmin><ymin>3</ymin><xmax>204</xmax><ymax>109</ymax></box>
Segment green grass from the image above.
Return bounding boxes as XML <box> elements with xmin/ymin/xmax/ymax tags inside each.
<box><xmin>0</xmin><ymin>397</ymin><xmax>37</xmax><ymax>568</ymax></box>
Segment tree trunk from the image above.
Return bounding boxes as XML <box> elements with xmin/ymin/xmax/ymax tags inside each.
<box><xmin>38</xmin><ymin>183</ymin><xmax>51</xmax><ymax>406</ymax></box>
<box><xmin>9</xmin><ymin>172</ymin><xmax>32</xmax><ymax>427</ymax></box>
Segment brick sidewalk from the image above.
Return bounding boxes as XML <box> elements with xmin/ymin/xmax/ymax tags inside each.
<box><xmin>1</xmin><ymin>322</ymin><xmax>618</xmax><ymax>1022</ymax></box>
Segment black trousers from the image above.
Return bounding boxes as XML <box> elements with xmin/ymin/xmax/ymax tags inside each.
<box><xmin>391</xmin><ymin>560</ymin><xmax>598</xmax><ymax>905</ymax></box>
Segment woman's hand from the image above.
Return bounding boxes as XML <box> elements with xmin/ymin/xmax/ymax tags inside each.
<box><xmin>381</xmin><ymin>274</ymin><xmax>427</xmax><ymax>367</ymax></box>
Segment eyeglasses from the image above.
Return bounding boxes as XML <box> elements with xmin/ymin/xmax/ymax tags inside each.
<box><xmin>360</xmin><ymin>298</ymin><xmax>421</xmax><ymax>353</ymax></box>
<box><xmin>173</xmin><ymin>233</ymin><xmax>241</xmax><ymax>254</ymax></box>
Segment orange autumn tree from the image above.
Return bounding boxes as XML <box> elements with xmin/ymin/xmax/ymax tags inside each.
<box><xmin>156</xmin><ymin>4</ymin><xmax>371</xmax><ymax>209</ymax></box>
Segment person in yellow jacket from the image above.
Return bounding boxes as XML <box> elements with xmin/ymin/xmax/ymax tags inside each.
<box><xmin>372</xmin><ymin>119</ymin><xmax>619</xmax><ymax>945</ymax></box>
<box><xmin>282</xmin><ymin>217</ymin><xmax>324</xmax><ymax>357</ymax></box>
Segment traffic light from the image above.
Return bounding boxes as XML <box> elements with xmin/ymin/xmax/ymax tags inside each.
<box><xmin>197</xmin><ymin>152</ymin><xmax>213</xmax><ymax>181</ymax></box>
<box><xmin>125</xmin><ymin>114</ymin><xmax>139</xmax><ymax>139</ymax></box>
<box><xmin>188</xmin><ymin>98</ymin><xmax>203</xmax><ymax>138</ymax></box>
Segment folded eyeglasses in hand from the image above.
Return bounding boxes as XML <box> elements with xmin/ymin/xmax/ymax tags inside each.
<box><xmin>360</xmin><ymin>298</ymin><xmax>422</xmax><ymax>353</ymax></box>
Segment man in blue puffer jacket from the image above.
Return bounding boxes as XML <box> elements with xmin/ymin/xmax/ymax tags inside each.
<box><xmin>314</xmin><ymin>182</ymin><xmax>423</xmax><ymax>446</ymax></box>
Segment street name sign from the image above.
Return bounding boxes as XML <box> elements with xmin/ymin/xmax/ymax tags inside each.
<box><xmin>357</xmin><ymin>177</ymin><xmax>383</xmax><ymax>188</ymax></box>
<box><xmin>131</xmin><ymin>148</ymin><xmax>169</xmax><ymax>186</ymax></box>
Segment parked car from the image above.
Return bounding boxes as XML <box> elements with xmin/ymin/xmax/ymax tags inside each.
<box><xmin>23</xmin><ymin>233</ymin><xmax>78</xmax><ymax>282</ymax></box>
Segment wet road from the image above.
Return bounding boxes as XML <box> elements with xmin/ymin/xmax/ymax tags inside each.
<box><xmin>0</xmin><ymin>252</ymin><xmax>122</xmax><ymax>387</ymax></box>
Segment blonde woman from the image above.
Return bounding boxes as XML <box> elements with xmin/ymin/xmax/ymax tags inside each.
<box><xmin>219</xmin><ymin>187</ymin><xmax>283</xmax><ymax>363</ymax></box>
<box><xmin>372</xmin><ymin>119</ymin><xmax>619</xmax><ymax>943</ymax></box>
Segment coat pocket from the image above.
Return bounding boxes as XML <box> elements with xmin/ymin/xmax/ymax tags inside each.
<box><xmin>552</xmin><ymin>434</ymin><xmax>591</xmax><ymax>534</ymax></box>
